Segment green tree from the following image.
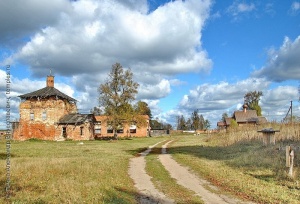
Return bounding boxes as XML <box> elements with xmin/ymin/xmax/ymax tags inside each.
<box><xmin>98</xmin><ymin>63</ymin><xmax>141</xmax><ymax>139</ymax></box>
<box><xmin>186</xmin><ymin>118</ymin><xmax>192</xmax><ymax>130</ymax></box>
<box><xmin>135</xmin><ymin>101</ymin><xmax>152</xmax><ymax>118</ymax></box>
<box><xmin>203</xmin><ymin>119</ymin><xmax>211</xmax><ymax>130</ymax></box>
<box><xmin>191</xmin><ymin>110</ymin><xmax>200</xmax><ymax>131</ymax></box>
<box><xmin>90</xmin><ymin>106</ymin><xmax>102</xmax><ymax>116</ymax></box>
<box><xmin>199</xmin><ymin>114</ymin><xmax>205</xmax><ymax>130</ymax></box>
<box><xmin>176</xmin><ymin>115</ymin><xmax>187</xmax><ymax>130</ymax></box>
<box><xmin>221</xmin><ymin>112</ymin><xmax>228</xmax><ymax>122</ymax></box>
<box><xmin>244</xmin><ymin>91</ymin><xmax>263</xmax><ymax>116</ymax></box>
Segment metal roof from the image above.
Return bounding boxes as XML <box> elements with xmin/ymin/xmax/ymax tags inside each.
<box><xmin>233</xmin><ymin>110</ymin><xmax>258</xmax><ymax>123</ymax></box>
<box><xmin>58</xmin><ymin>113</ymin><xmax>95</xmax><ymax>125</ymax></box>
<box><xmin>19</xmin><ymin>87</ymin><xmax>76</xmax><ymax>102</ymax></box>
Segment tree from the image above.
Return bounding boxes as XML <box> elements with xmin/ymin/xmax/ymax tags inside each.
<box><xmin>98</xmin><ymin>63</ymin><xmax>141</xmax><ymax>139</ymax></box>
<box><xmin>244</xmin><ymin>91</ymin><xmax>263</xmax><ymax>116</ymax></box>
<box><xmin>191</xmin><ymin>110</ymin><xmax>200</xmax><ymax>131</ymax></box>
<box><xmin>221</xmin><ymin>112</ymin><xmax>228</xmax><ymax>122</ymax></box>
<box><xmin>176</xmin><ymin>115</ymin><xmax>187</xmax><ymax>130</ymax></box>
<box><xmin>203</xmin><ymin>119</ymin><xmax>211</xmax><ymax>130</ymax></box>
<box><xmin>150</xmin><ymin>118</ymin><xmax>162</xmax><ymax>129</ymax></box>
<box><xmin>186</xmin><ymin>118</ymin><xmax>192</xmax><ymax>130</ymax></box>
<box><xmin>135</xmin><ymin>101</ymin><xmax>152</xmax><ymax>118</ymax></box>
<box><xmin>199</xmin><ymin>114</ymin><xmax>205</xmax><ymax>130</ymax></box>
<box><xmin>90</xmin><ymin>106</ymin><xmax>102</xmax><ymax>115</ymax></box>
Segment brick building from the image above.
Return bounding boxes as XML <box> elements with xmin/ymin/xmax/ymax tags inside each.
<box><xmin>94</xmin><ymin>115</ymin><xmax>150</xmax><ymax>138</ymax></box>
<box><xmin>12</xmin><ymin>75</ymin><xmax>95</xmax><ymax>141</ymax></box>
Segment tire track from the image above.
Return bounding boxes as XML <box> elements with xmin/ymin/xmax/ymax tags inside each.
<box><xmin>159</xmin><ymin>140</ymin><xmax>255</xmax><ymax>204</ymax></box>
<box><xmin>128</xmin><ymin>141</ymin><xmax>174</xmax><ymax>204</ymax></box>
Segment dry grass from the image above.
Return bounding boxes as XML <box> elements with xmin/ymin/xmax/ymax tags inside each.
<box><xmin>169</xmin><ymin>123</ymin><xmax>300</xmax><ymax>203</ymax></box>
<box><xmin>0</xmin><ymin>137</ymin><xmax>165</xmax><ymax>203</ymax></box>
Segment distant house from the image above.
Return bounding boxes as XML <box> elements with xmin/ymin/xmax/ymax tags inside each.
<box><xmin>94</xmin><ymin>115</ymin><xmax>150</xmax><ymax>138</ymax></box>
<box><xmin>217</xmin><ymin>104</ymin><xmax>267</xmax><ymax>129</ymax></box>
<box><xmin>233</xmin><ymin>105</ymin><xmax>258</xmax><ymax>126</ymax></box>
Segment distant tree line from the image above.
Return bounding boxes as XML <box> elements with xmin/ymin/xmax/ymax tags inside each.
<box><xmin>176</xmin><ymin>110</ymin><xmax>210</xmax><ymax>131</ymax></box>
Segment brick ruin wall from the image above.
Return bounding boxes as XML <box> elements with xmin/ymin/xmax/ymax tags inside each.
<box><xmin>13</xmin><ymin>97</ymin><xmax>77</xmax><ymax>140</ymax></box>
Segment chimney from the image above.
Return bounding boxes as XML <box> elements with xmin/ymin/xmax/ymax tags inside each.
<box><xmin>243</xmin><ymin>104</ymin><xmax>248</xmax><ymax>113</ymax></box>
<box><xmin>46</xmin><ymin>75</ymin><xmax>54</xmax><ymax>87</ymax></box>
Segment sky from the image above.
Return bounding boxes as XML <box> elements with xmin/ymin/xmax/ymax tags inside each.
<box><xmin>1</xmin><ymin>0</ymin><xmax>300</xmax><ymax>129</ymax></box>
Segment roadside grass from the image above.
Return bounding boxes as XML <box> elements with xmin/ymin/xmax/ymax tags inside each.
<box><xmin>0</xmin><ymin>137</ymin><xmax>165</xmax><ymax>203</ymax></box>
<box><xmin>145</xmin><ymin>140</ymin><xmax>204</xmax><ymax>204</ymax></box>
<box><xmin>168</xmin><ymin>134</ymin><xmax>300</xmax><ymax>204</ymax></box>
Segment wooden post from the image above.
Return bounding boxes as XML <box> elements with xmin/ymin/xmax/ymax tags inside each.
<box><xmin>289</xmin><ymin>150</ymin><xmax>295</xmax><ymax>177</ymax></box>
<box><xmin>258</xmin><ymin>128</ymin><xmax>279</xmax><ymax>146</ymax></box>
<box><xmin>286</xmin><ymin>146</ymin><xmax>291</xmax><ymax>167</ymax></box>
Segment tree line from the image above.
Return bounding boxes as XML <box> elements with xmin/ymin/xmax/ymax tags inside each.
<box><xmin>176</xmin><ymin>110</ymin><xmax>210</xmax><ymax>131</ymax></box>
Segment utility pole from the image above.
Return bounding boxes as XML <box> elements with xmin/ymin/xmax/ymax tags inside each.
<box><xmin>291</xmin><ymin>101</ymin><xmax>293</xmax><ymax>123</ymax></box>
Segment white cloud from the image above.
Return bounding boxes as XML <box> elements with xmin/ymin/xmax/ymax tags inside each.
<box><xmin>292</xmin><ymin>2</ymin><xmax>300</xmax><ymax>11</ymax></box>
<box><xmin>138</xmin><ymin>79</ymin><xmax>171</xmax><ymax>100</ymax></box>
<box><xmin>252</xmin><ymin>36</ymin><xmax>300</xmax><ymax>81</ymax></box>
<box><xmin>0</xmin><ymin>0</ymin><xmax>71</xmax><ymax>46</ymax></box>
<box><xmin>159</xmin><ymin>78</ymin><xmax>270</xmax><ymax>128</ymax></box>
<box><xmin>227</xmin><ymin>1</ymin><xmax>255</xmax><ymax>16</ymax></box>
<box><xmin>179</xmin><ymin>78</ymin><xmax>270</xmax><ymax>111</ymax></box>
<box><xmin>289</xmin><ymin>2</ymin><xmax>300</xmax><ymax>15</ymax></box>
<box><xmin>261</xmin><ymin>86</ymin><xmax>299</xmax><ymax>121</ymax></box>
<box><xmin>3</xmin><ymin>0</ymin><xmax>212</xmax><ymax>79</ymax></box>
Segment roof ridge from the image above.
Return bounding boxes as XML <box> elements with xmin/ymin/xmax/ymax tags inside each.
<box><xmin>19</xmin><ymin>86</ymin><xmax>76</xmax><ymax>102</ymax></box>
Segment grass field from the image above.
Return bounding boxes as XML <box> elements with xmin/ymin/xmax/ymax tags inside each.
<box><xmin>1</xmin><ymin>128</ymin><xmax>300</xmax><ymax>203</ymax></box>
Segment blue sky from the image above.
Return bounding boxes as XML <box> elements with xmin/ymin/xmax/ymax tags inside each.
<box><xmin>1</xmin><ymin>0</ymin><xmax>300</xmax><ymax>129</ymax></box>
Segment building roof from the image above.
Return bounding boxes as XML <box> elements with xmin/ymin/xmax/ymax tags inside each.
<box><xmin>217</xmin><ymin>121</ymin><xmax>226</xmax><ymax>127</ymax></box>
<box><xmin>58</xmin><ymin>113</ymin><xmax>95</xmax><ymax>125</ymax></box>
<box><xmin>233</xmin><ymin>110</ymin><xmax>258</xmax><ymax>123</ymax></box>
<box><xmin>94</xmin><ymin>115</ymin><xmax>149</xmax><ymax>122</ymax></box>
<box><xmin>19</xmin><ymin>86</ymin><xmax>76</xmax><ymax>102</ymax></box>
<box><xmin>225</xmin><ymin>117</ymin><xmax>232</xmax><ymax>125</ymax></box>
<box><xmin>257</xmin><ymin>116</ymin><xmax>268</xmax><ymax>124</ymax></box>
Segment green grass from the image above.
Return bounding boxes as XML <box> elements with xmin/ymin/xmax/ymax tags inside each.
<box><xmin>0</xmin><ymin>137</ymin><xmax>165</xmax><ymax>203</ymax></box>
<box><xmin>1</xmin><ymin>131</ymin><xmax>300</xmax><ymax>203</ymax></box>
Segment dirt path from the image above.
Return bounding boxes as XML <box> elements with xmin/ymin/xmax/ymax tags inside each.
<box><xmin>128</xmin><ymin>141</ymin><xmax>174</xmax><ymax>204</ymax></box>
<box><xmin>159</xmin><ymin>140</ymin><xmax>255</xmax><ymax>204</ymax></box>
<box><xmin>129</xmin><ymin>140</ymin><xmax>255</xmax><ymax>204</ymax></box>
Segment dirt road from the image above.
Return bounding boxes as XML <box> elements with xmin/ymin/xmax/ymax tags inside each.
<box><xmin>129</xmin><ymin>140</ymin><xmax>255</xmax><ymax>204</ymax></box>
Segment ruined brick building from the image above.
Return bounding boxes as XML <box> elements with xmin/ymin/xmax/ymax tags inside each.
<box><xmin>12</xmin><ymin>74</ymin><xmax>150</xmax><ymax>140</ymax></box>
<box><xmin>12</xmin><ymin>75</ymin><xmax>95</xmax><ymax>140</ymax></box>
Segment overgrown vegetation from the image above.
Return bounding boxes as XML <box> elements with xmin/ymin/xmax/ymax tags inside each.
<box><xmin>170</xmin><ymin>123</ymin><xmax>300</xmax><ymax>203</ymax></box>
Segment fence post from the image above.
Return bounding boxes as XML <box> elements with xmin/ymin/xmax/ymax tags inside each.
<box><xmin>289</xmin><ymin>150</ymin><xmax>295</xmax><ymax>177</ymax></box>
<box><xmin>286</xmin><ymin>146</ymin><xmax>291</xmax><ymax>167</ymax></box>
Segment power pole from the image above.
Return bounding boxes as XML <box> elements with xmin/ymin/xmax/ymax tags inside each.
<box><xmin>291</xmin><ymin>101</ymin><xmax>293</xmax><ymax>123</ymax></box>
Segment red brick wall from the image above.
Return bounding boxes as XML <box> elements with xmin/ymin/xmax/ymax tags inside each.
<box><xmin>13</xmin><ymin>97</ymin><xmax>78</xmax><ymax>140</ymax></box>
<box><xmin>56</xmin><ymin>122</ymin><xmax>95</xmax><ymax>140</ymax></box>
<box><xmin>94</xmin><ymin>115</ymin><xmax>150</xmax><ymax>138</ymax></box>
